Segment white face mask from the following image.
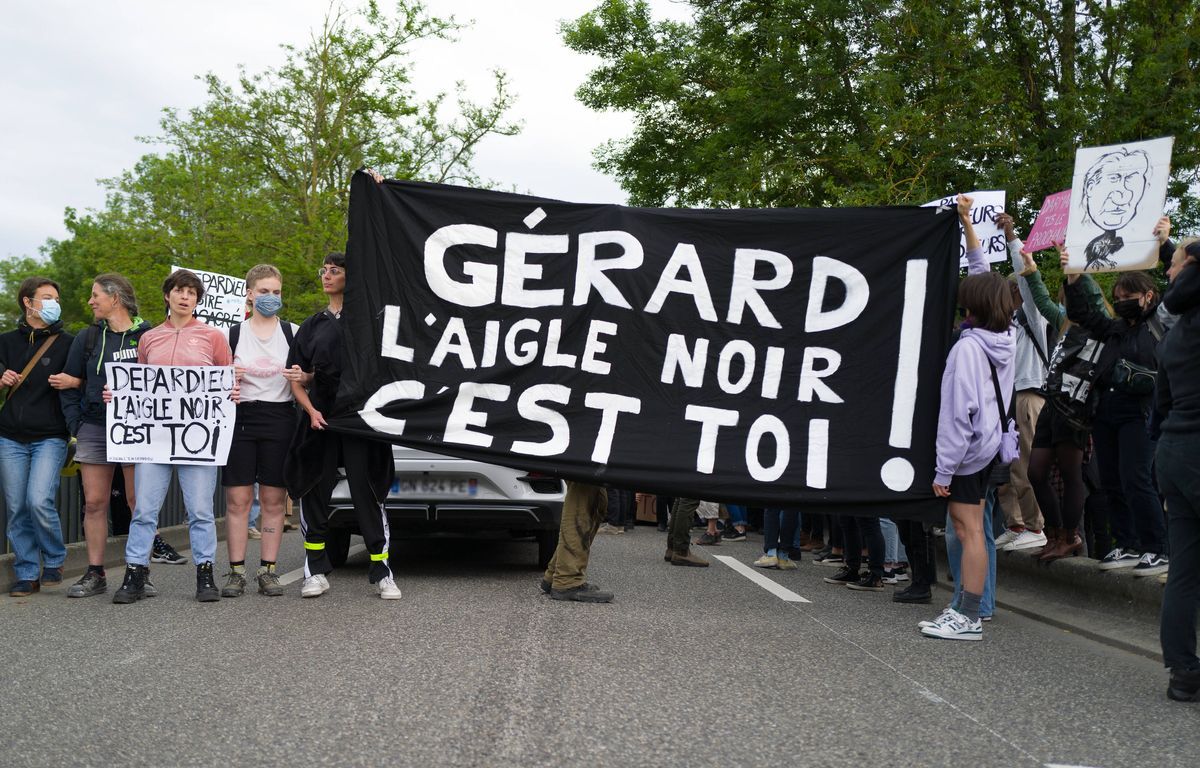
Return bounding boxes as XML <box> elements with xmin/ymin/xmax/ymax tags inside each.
<box><xmin>35</xmin><ymin>297</ymin><xmax>61</xmax><ymax>324</ymax></box>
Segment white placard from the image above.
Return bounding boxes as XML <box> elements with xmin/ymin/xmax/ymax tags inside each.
<box><xmin>1064</xmin><ymin>136</ymin><xmax>1173</xmax><ymax>273</ymax></box>
<box><xmin>105</xmin><ymin>363</ymin><xmax>237</xmax><ymax>465</ymax></box>
<box><xmin>170</xmin><ymin>265</ymin><xmax>246</xmax><ymax>328</ymax></box>
<box><xmin>922</xmin><ymin>190</ymin><xmax>1008</xmax><ymax>269</ymax></box>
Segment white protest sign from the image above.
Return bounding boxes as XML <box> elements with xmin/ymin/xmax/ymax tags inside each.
<box><xmin>1064</xmin><ymin>136</ymin><xmax>1174</xmax><ymax>273</ymax></box>
<box><xmin>105</xmin><ymin>363</ymin><xmax>237</xmax><ymax>465</ymax></box>
<box><xmin>170</xmin><ymin>265</ymin><xmax>246</xmax><ymax>328</ymax></box>
<box><xmin>922</xmin><ymin>190</ymin><xmax>1007</xmax><ymax>268</ymax></box>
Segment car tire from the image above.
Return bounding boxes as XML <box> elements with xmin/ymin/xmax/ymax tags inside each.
<box><xmin>327</xmin><ymin>528</ymin><xmax>353</xmax><ymax>568</ymax></box>
<box><xmin>536</xmin><ymin>529</ymin><xmax>558</xmax><ymax>570</ymax></box>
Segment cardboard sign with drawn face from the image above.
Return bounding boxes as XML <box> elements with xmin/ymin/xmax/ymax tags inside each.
<box><xmin>1064</xmin><ymin>136</ymin><xmax>1174</xmax><ymax>273</ymax></box>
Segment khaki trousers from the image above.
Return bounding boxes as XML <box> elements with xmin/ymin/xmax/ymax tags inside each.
<box><xmin>999</xmin><ymin>391</ymin><xmax>1046</xmax><ymax>531</ymax></box>
<box><xmin>543</xmin><ymin>481</ymin><xmax>607</xmax><ymax>590</ymax></box>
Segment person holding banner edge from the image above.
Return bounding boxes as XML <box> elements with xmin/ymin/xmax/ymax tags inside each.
<box><xmin>924</xmin><ymin>194</ymin><xmax>1018</xmax><ymax>641</ymax></box>
<box><xmin>284</xmin><ymin>251</ymin><xmax>400</xmax><ymax>601</ymax></box>
<box><xmin>112</xmin><ymin>269</ymin><xmax>235</xmax><ymax>604</ymax></box>
<box><xmin>220</xmin><ymin>264</ymin><xmax>299</xmax><ymax>598</ymax></box>
<box><xmin>0</xmin><ymin>277</ymin><xmax>73</xmax><ymax>596</ymax></box>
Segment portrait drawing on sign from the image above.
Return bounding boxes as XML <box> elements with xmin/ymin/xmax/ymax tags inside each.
<box><xmin>1079</xmin><ymin>147</ymin><xmax>1150</xmax><ymax>271</ymax></box>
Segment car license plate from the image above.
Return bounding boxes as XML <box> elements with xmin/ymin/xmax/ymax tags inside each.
<box><xmin>391</xmin><ymin>476</ymin><xmax>477</xmax><ymax>496</ymax></box>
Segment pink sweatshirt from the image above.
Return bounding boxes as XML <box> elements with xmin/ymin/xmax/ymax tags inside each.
<box><xmin>137</xmin><ymin>317</ymin><xmax>233</xmax><ymax>367</ymax></box>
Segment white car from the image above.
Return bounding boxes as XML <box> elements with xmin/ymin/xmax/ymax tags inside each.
<box><xmin>325</xmin><ymin>444</ymin><xmax>565</xmax><ymax>568</ymax></box>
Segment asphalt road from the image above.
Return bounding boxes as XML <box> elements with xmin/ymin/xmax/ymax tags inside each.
<box><xmin>0</xmin><ymin>525</ymin><xmax>1194</xmax><ymax>768</ymax></box>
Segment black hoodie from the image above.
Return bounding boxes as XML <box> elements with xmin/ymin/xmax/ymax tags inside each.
<box><xmin>60</xmin><ymin>317</ymin><xmax>152</xmax><ymax>435</ymax></box>
<box><xmin>1157</xmin><ymin>262</ymin><xmax>1200</xmax><ymax>434</ymax></box>
<box><xmin>0</xmin><ymin>320</ymin><xmax>74</xmax><ymax>442</ymax></box>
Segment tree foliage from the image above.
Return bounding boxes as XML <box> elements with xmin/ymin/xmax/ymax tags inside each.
<box><xmin>18</xmin><ymin>0</ymin><xmax>519</xmax><ymax>330</ymax></box>
<box><xmin>563</xmin><ymin>0</ymin><xmax>1200</xmax><ymax>256</ymax></box>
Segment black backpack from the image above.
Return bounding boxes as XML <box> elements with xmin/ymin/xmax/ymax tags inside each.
<box><xmin>1041</xmin><ymin>325</ymin><xmax>1106</xmax><ymax>430</ymax></box>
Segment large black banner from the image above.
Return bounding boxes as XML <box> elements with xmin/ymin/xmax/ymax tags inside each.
<box><xmin>330</xmin><ymin>172</ymin><xmax>960</xmax><ymax>519</ymax></box>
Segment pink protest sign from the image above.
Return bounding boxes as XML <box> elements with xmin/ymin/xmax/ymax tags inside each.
<box><xmin>1024</xmin><ymin>189</ymin><xmax>1072</xmax><ymax>252</ymax></box>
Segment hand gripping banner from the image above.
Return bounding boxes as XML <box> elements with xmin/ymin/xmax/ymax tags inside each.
<box><xmin>328</xmin><ymin>172</ymin><xmax>960</xmax><ymax>519</ymax></box>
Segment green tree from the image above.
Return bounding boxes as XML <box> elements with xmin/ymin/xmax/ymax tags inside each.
<box><xmin>37</xmin><ymin>0</ymin><xmax>519</xmax><ymax>329</ymax></box>
<box><xmin>563</xmin><ymin>0</ymin><xmax>1200</xmax><ymax>242</ymax></box>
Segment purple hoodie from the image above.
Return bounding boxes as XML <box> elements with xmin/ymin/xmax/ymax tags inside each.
<box><xmin>934</xmin><ymin>323</ymin><xmax>1016</xmax><ymax>487</ymax></box>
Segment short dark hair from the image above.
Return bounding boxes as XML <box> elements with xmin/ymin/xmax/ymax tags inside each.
<box><xmin>162</xmin><ymin>269</ymin><xmax>205</xmax><ymax>301</ymax></box>
<box><xmin>1113</xmin><ymin>271</ymin><xmax>1156</xmax><ymax>300</ymax></box>
<box><xmin>323</xmin><ymin>252</ymin><xmax>345</xmax><ymax>268</ymax></box>
<box><xmin>17</xmin><ymin>277</ymin><xmax>60</xmax><ymax>317</ymax></box>
<box><xmin>958</xmin><ymin>272</ymin><xmax>1018</xmax><ymax>332</ymax></box>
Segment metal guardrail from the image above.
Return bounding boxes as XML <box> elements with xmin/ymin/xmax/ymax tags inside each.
<box><xmin>1</xmin><ymin>471</ymin><xmax>227</xmax><ymax>555</ymax></box>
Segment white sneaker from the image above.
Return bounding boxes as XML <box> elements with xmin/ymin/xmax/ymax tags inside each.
<box><xmin>920</xmin><ymin>608</ymin><xmax>983</xmax><ymax>641</ymax></box>
<box><xmin>918</xmin><ymin>607</ymin><xmax>954</xmax><ymax>629</ymax></box>
<box><xmin>993</xmin><ymin>528</ymin><xmax>1021</xmax><ymax>548</ymax></box>
<box><xmin>301</xmin><ymin>574</ymin><xmax>330</xmax><ymax>598</ymax></box>
<box><xmin>377</xmin><ymin>576</ymin><xmax>402</xmax><ymax>600</ymax></box>
<box><xmin>1002</xmin><ymin>529</ymin><xmax>1048</xmax><ymax>551</ymax></box>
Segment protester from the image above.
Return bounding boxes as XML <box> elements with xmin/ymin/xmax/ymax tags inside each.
<box><xmin>694</xmin><ymin>500</ymin><xmax>723</xmax><ymax>546</ymax></box>
<box><xmin>722</xmin><ymin>503</ymin><xmax>749</xmax><ymax>541</ymax></box>
<box><xmin>823</xmin><ymin>515</ymin><xmax>885</xmax><ymax>591</ymax></box>
<box><xmin>285</xmin><ymin>252</ymin><xmax>400</xmax><ymax>600</ymax></box>
<box><xmin>111</xmin><ymin>269</ymin><xmax>234</xmax><ymax>604</ymax></box>
<box><xmin>923</xmin><ymin>194</ymin><xmax>1018</xmax><ymax>641</ymax></box>
<box><xmin>894</xmin><ymin>519</ymin><xmax>937</xmax><ymax>603</ymax></box>
<box><xmin>1</xmin><ymin>278</ymin><xmax>74</xmax><ymax>596</ymax></box>
<box><xmin>754</xmin><ymin>508</ymin><xmax>799</xmax><ymax>569</ymax></box>
<box><xmin>665</xmin><ymin>497</ymin><xmax>709</xmax><ymax>567</ymax></box>
<box><xmin>541</xmin><ymin>481</ymin><xmax>614</xmax><ymax>602</ymax></box>
<box><xmin>1063</xmin><ymin>251</ymin><xmax>1168</xmax><ymax>576</ymax></box>
<box><xmin>59</xmin><ymin>274</ymin><xmax>166</xmax><ymax>598</ymax></box>
<box><xmin>220</xmin><ymin>265</ymin><xmax>298</xmax><ymax>598</ymax></box>
<box><xmin>598</xmin><ymin>485</ymin><xmax>635</xmax><ymax>534</ymax></box>
<box><xmin>1154</xmin><ymin>238</ymin><xmax>1200</xmax><ymax>701</ymax></box>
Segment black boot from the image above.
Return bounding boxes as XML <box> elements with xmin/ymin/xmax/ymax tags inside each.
<box><xmin>1168</xmin><ymin>668</ymin><xmax>1200</xmax><ymax>702</ymax></box>
<box><xmin>892</xmin><ymin>583</ymin><xmax>933</xmax><ymax>604</ymax></box>
<box><xmin>112</xmin><ymin>566</ymin><xmax>147</xmax><ymax>604</ymax></box>
<box><xmin>195</xmin><ymin>562</ymin><xmax>221</xmax><ymax>603</ymax></box>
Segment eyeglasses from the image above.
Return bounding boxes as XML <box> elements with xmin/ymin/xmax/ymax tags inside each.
<box><xmin>318</xmin><ymin>266</ymin><xmax>344</xmax><ymax>278</ymax></box>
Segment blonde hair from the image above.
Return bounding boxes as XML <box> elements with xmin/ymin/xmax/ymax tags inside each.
<box><xmin>244</xmin><ymin>264</ymin><xmax>283</xmax><ymax>292</ymax></box>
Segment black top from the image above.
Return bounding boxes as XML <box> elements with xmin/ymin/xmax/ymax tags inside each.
<box><xmin>286</xmin><ymin>309</ymin><xmax>342</xmax><ymax>414</ymax></box>
<box><xmin>1064</xmin><ymin>276</ymin><xmax>1160</xmax><ymax>393</ymax></box>
<box><xmin>1157</xmin><ymin>263</ymin><xmax>1200</xmax><ymax>434</ymax></box>
<box><xmin>0</xmin><ymin>320</ymin><xmax>74</xmax><ymax>442</ymax></box>
<box><xmin>59</xmin><ymin>318</ymin><xmax>153</xmax><ymax>434</ymax></box>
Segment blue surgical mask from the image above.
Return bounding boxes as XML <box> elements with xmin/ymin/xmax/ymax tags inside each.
<box><xmin>254</xmin><ymin>294</ymin><xmax>283</xmax><ymax>317</ymax></box>
<box><xmin>37</xmin><ymin>298</ymin><xmax>61</xmax><ymax>324</ymax></box>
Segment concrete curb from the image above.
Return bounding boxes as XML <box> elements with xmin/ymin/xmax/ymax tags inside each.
<box><xmin>991</xmin><ymin>545</ymin><xmax>1164</xmax><ymax>621</ymax></box>
<box><xmin>1</xmin><ymin>523</ymin><xmax>226</xmax><ymax>585</ymax></box>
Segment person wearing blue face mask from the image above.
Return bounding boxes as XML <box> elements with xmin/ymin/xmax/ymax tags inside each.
<box><xmin>219</xmin><ymin>264</ymin><xmax>299</xmax><ymax>598</ymax></box>
<box><xmin>0</xmin><ymin>277</ymin><xmax>75</xmax><ymax>596</ymax></box>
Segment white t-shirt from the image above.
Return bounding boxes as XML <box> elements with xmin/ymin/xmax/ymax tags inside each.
<box><xmin>224</xmin><ymin>321</ymin><xmax>299</xmax><ymax>403</ymax></box>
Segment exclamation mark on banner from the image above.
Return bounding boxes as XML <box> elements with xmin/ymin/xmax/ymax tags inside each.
<box><xmin>880</xmin><ymin>260</ymin><xmax>927</xmax><ymax>492</ymax></box>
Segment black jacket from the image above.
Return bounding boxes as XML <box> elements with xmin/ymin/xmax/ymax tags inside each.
<box><xmin>1064</xmin><ymin>276</ymin><xmax>1161</xmax><ymax>395</ymax></box>
<box><xmin>59</xmin><ymin>317</ymin><xmax>152</xmax><ymax>435</ymax></box>
<box><xmin>0</xmin><ymin>320</ymin><xmax>73</xmax><ymax>442</ymax></box>
<box><xmin>1157</xmin><ymin>263</ymin><xmax>1200</xmax><ymax>434</ymax></box>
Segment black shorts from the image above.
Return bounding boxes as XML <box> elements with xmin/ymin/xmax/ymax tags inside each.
<box><xmin>948</xmin><ymin>460</ymin><xmax>995</xmax><ymax>504</ymax></box>
<box><xmin>221</xmin><ymin>401</ymin><xmax>295</xmax><ymax>488</ymax></box>
<box><xmin>1030</xmin><ymin>403</ymin><xmax>1089</xmax><ymax>452</ymax></box>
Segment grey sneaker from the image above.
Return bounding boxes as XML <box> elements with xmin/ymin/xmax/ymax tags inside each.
<box><xmin>257</xmin><ymin>569</ymin><xmax>283</xmax><ymax>597</ymax></box>
<box><xmin>67</xmin><ymin>570</ymin><xmax>107</xmax><ymax>598</ymax></box>
<box><xmin>220</xmin><ymin>571</ymin><xmax>246</xmax><ymax>598</ymax></box>
<box><xmin>143</xmin><ymin>573</ymin><xmax>159</xmax><ymax>598</ymax></box>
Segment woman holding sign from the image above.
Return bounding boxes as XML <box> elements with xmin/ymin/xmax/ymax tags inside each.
<box><xmin>219</xmin><ymin>264</ymin><xmax>298</xmax><ymax>598</ymax></box>
<box><xmin>112</xmin><ymin>269</ymin><xmax>234</xmax><ymax>604</ymax></box>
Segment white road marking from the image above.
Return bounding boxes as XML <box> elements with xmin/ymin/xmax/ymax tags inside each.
<box><xmin>714</xmin><ymin>555</ymin><xmax>811</xmax><ymax>603</ymax></box>
<box><xmin>278</xmin><ymin>544</ymin><xmax>367</xmax><ymax>585</ymax></box>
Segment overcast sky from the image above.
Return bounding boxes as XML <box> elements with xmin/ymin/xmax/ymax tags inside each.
<box><xmin>0</xmin><ymin>1</ymin><xmax>691</xmax><ymax>261</ymax></box>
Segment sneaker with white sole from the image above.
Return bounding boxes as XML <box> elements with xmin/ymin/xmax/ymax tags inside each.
<box><xmin>1097</xmin><ymin>548</ymin><xmax>1142</xmax><ymax>570</ymax></box>
<box><xmin>882</xmin><ymin>569</ymin><xmax>910</xmax><ymax>584</ymax></box>
<box><xmin>918</xmin><ymin>607</ymin><xmax>955</xmax><ymax>629</ymax></box>
<box><xmin>920</xmin><ymin>608</ymin><xmax>983</xmax><ymax>641</ymax></box>
<box><xmin>753</xmin><ymin>554</ymin><xmax>779</xmax><ymax>569</ymax></box>
<box><xmin>994</xmin><ymin>528</ymin><xmax>1022</xmax><ymax>549</ymax></box>
<box><xmin>1132</xmin><ymin>553</ymin><xmax>1169</xmax><ymax>577</ymax></box>
<box><xmin>377</xmin><ymin>576</ymin><xmax>402</xmax><ymax>600</ymax></box>
<box><xmin>301</xmin><ymin>574</ymin><xmax>330</xmax><ymax>598</ymax></box>
<box><xmin>1002</xmin><ymin>529</ymin><xmax>1048</xmax><ymax>551</ymax></box>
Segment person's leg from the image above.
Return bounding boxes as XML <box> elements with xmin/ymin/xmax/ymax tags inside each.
<box><xmin>1006</xmin><ymin>391</ymin><xmax>1046</xmax><ymax>531</ymax></box>
<box><xmin>1156</xmin><ymin>437</ymin><xmax>1200</xmax><ymax>675</ymax></box>
<box><xmin>249</xmin><ymin>482</ymin><xmax>261</xmax><ymax>529</ymax></box>
<box><xmin>0</xmin><ymin>437</ymin><xmax>38</xmax><ymax>583</ymax></box>
<box><xmin>79</xmin><ymin>463</ymin><xmax>117</xmax><ymax>567</ymax></box>
<box><xmin>257</xmin><ymin>485</ymin><xmax>287</xmax><ymax>563</ymax></box>
<box><xmin>726</xmin><ymin>504</ymin><xmax>747</xmax><ymax>532</ymax></box>
<box><xmin>944</xmin><ymin>509</ymin><xmax>962</xmax><ymax>607</ymax></box>
<box><xmin>225</xmin><ymin>486</ymin><xmax>254</xmax><ymax>565</ymax></box>
<box><xmin>546</xmin><ymin>482</ymin><xmax>609</xmax><ymax>591</ymax></box>
<box><xmin>300</xmin><ymin>454</ymin><xmax>339</xmax><ymax>580</ymax></box>
<box><xmin>1114</xmin><ymin>409</ymin><xmax>1168</xmax><ymax>556</ymax></box>
<box><xmin>669</xmin><ymin>497</ymin><xmax>699</xmax><ymax>555</ymax></box>
<box><xmin>859</xmin><ymin>516</ymin><xmax>885</xmax><ymax>577</ymax></box>
<box><xmin>762</xmin><ymin>507</ymin><xmax>781</xmax><ymax>556</ymax></box>
<box><xmin>125</xmin><ymin>463</ymin><xmax>172</xmax><ymax>567</ymax></box>
<box><xmin>341</xmin><ymin>435</ymin><xmax>395</xmax><ymax>584</ymax></box>
<box><xmin>778</xmin><ymin>509</ymin><xmax>799</xmax><ymax>562</ymax></box>
<box><xmin>1092</xmin><ymin>405</ymin><xmax>1137</xmax><ymax>552</ymax></box>
<box><xmin>880</xmin><ymin>518</ymin><xmax>899</xmax><ymax>567</ymax></box>
<box><xmin>177</xmin><ymin>465</ymin><xmax>218</xmax><ymax>566</ymax></box>
<box><xmin>981</xmin><ymin>488</ymin><xmax>997</xmax><ymax>617</ymax></box>
<box><xmin>840</xmin><ymin>515</ymin><xmax>862</xmax><ymax>572</ymax></box>
<box><xmin>26</xmin><ymin>438</ymin><xmax>68</xmax><ymax>574</ymax></box>
<box><xmin>948</xmin><ymin>500</ymin><xmax>986</xmax><ymax>618</ymax></box>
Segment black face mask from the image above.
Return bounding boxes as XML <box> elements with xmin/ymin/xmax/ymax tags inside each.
<box><xmin>1114</xmin><ymin>298</ymin><xmax>1143</xmax><ymax>320</ymax></box>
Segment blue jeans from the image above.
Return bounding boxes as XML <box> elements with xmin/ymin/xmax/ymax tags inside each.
<box><xmin>126</xmin><ymin>463</ymin><xmax>218</xmax><ymax>566</ymax></box>
<box><xmin>763</xmin><ymin>508</ymin><xmax>800</xmax><ymax>557</ymax></box>
<box><xmin>879</xmin><ymin>518</ymin><xmax>908</xmax><ymax>563</ymax></box>
<box><xmin>250</xmin><ymin>482</ymin><xmax>261</xmax><ymax>527</ymax></box>
<box><xmin>945</xmin><ymin>488</ymin><xmax>996</xmax><ymax>618</ymax></box>
<box><xmin>726</xmin><ymin>504</ymin><xmax>748</xmax><ymax>528</ymax></box>
<box><xmin>0</xmin><ymin>436</ymin><xmax>68</xmax><ymax>581</ymax></box>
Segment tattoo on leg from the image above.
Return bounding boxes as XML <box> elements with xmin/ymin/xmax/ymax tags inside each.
<box><xmin>263</xmin><ymin>527</ymin><xmax>277</xmax><ymax>533</ymax></box>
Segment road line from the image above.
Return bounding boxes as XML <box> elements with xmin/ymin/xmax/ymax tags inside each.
<box><xmin>278</xmin><ymin>544</ymin><xmax>366</xmax><ymax>585</ymax></box>
<box><xmin>714</xmin><ymin>555</ymin><xmax>811</xmax><ymax>603</ymax></box>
